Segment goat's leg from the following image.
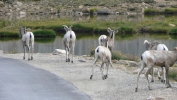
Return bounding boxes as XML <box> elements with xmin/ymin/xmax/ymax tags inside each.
<box><xmin>68</xmin><ymin>47</ymin><xmax>71</xmax><ymax>62</ymax></box>
<box><xmin>90</xmin><ymin>57</ymin><xmax>98</xmax><ymax>80</ymax></box>
<box><xmin>31</xmin><ymin>43</ymin><xmax>34</xmax><ymax>60</ymax></box>
<box><xmin>165</xmin><ymin>66</ymin><xmax>171</xmax><ymax>88</ymax></box>
<box><xmin>104</xmin><ymin>63</ymin><xmax>110</xmax><ymax>79</ymax></box>
<box><xmin>159</xmin><ymin>67</ymin><xmax>165</xmax><ymax>83</ymax></box>
<box><xmin>28</xmin><ymin>46</ymin><xmax>30</xmax><ymax>61</ymax></box>
<box><xmin>163</xmin><ymin>67</ymin><xmax>166</xmax><ymax>84</ymax></box>
<box><xmin>135</xmin><ymin>61</ymin><xmax>145</xmax><ymax>92</ymax></box>
<box><xmin>100</xmin><ymin>63</ymin><xmax>105</xmax><ymax>80</ymax></box>
<box><xmin>158</xmin><ymin>67</ymin><xmax>161</xmax><ymax>80</ymax></box>
<box><xmin>65</xmin><ymin>46</ymin><xmax>70</xmax><ymax>62</ymax></box>
<box><xmin>23</xmin><ymin>45</ymin><xmax>26</xmax><ymax>59</ymax></box>
<box><xmin>145</xmin><ymin>65</ymin><xmax>153</xmax><ymax>90</ymax></box>
<box><xmin>151</xmin><ymin>68</ymin><xmax>154</xmax><ymax>82</ymax></box>
<box><xmin>71</xmin><ymin>44</ymin><xmax>75</xmax><ymax>63</ymax></box>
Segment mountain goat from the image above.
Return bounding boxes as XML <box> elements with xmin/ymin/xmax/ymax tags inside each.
<box><xmin>20</xmin><ymin>26</ymin><xmax>34</xmax><ymax>61</ymax></box>
<box><xmin>63</xmin><ymin>25</ymin><xmax>76</xmax><ymax>63</ymax></box>
<box><xmin>98</xmin><ymin>28</ymin><xmax>118</xmax><ymax>52</ymax></box>
<box><xmin>107</xmin><ymin>28</ymin><xmax>118</xmax><ymax>52</ymax></box>
<box><xmin>135</xmin><ymin>48</ymin><xmax>177</xmax><ymax>92</ymax></box>
<box><xmin>144</xmin><ymin>40</ymin><xmax>168</xmax><ymax>83</ymax></box>
<box><xmin>90</xmin><ymin>38</ymin><xmax>113</xmax><ymax>80</ymax></box>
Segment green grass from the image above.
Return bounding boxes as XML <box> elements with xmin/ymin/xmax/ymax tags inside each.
<box><xmin>144</xmin><ymin>8</ymin><xmax>163</xmax><ymax>14</ymax></box>
<box><xmin>169</xmin><ymin>28</ymin><xmax>177</xmax><ymax>35</ymax></box>
<box><xmin>112</xmin><ymin>50</ymin><xmax>140</xmax><ymax>62</ymax></box>
<box><xmin>35</xmin><ymin>38</ymin><xmax>55</xmax><ymax>43</ymax></box>
<box><xmin>169</xmin><ymin>67</ymin><xmax>177</xmax><ymax>81</ymax></box>
<box><xmin>165</xmin><ymin>8</ymin><xmax>177</xmax><ymax>14</ymax></box>
<box><xmin>0</xmin><ymin>32</ymin><xmax>19</xmax><ymax>37</ymax></box>
<box><xmin>33</xmin><ymin>29</ymin><xmax>56</xmax><ymax>38</ymax></box>
<box><xmin>1</xmin><ymin>14</ymin><xmax>177</xmax><ymax>37</ymax></box>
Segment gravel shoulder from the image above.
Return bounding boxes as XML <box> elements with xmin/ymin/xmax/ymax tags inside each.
<box><xmin>1</xmin><ymin>53</ymin><xmax>177</xmax><ymax>100</ymax></box>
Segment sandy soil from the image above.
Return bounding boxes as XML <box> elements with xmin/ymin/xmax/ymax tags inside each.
<box><xmin>1</xmin><ymin>53</ymin><xmax>177</xmax><ymax>100</ymax></box>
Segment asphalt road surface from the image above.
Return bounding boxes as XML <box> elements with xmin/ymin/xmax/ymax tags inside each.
<box><xmin>0</xmin><ymin>57</ymin><xmax>91</xmax><ymax>100</ymax></box>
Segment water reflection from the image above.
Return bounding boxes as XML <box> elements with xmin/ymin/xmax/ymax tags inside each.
<box><xmin>1</xmin><ymin>35</ymin><xmax>177</xmax><ymax>56</ymax></box>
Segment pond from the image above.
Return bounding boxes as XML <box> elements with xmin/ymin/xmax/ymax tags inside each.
<box><xmin>1</xmin><ymin>34</ymin><xmax>177</xmax><ymax>57</ymax></box>
<box><xmin>1</xmin><ymin>14</ymin><xmax>177</xmax><ymax>56</ymax></box>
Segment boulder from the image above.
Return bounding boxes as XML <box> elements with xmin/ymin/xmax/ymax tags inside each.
<box><xmin>147</xmin><ymin>96</ymin><xmax>165</xmax><ymax>100</ymax></box>
<box><xmin>118</xmin><ymin>60</ymin><xmax>129</xmax><ymax>65</ymax></box>
<box><xmin>53</xmin><ymin>49</ymin><xmax>66</xmax><ymax>55</ymax></box>
<box><xmin>16</xmin><ymin>1</ymin><xmax>23</xmax><ymax>7</ymax></box>
<box><xmin>97</xmin><ymin>8</ymin><xmax>111</xmax><ymax>15</ymax></box>
<box><xmin>128</xmin><ymin>61</ymin><xmax>139</xmax><ymax>67</ymax></box>
<box><xmin>0</xmin><ymin>1</ymin><xmax>4</xmax><ymax>7</ymax></box>
<box><xmin>0</xmin><ymin>50</ymin><xmax>4</xmax><ymax>54</ymax></box>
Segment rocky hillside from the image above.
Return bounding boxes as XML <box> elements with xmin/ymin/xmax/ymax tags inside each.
<box><xmin>0</xmin><ymin>0</ymin><xmax>177</xmax><ymax>17</ymax></box>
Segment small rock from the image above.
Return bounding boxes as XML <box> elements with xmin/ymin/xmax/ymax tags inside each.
<box><xmin>128</xmin><ymin>61</ymin><xmax>139</xmax><ymax>67</ymax></box>
<box><xmin>16</xmin><ymin>1</ymin><xmax>23</xmax><ymax>7</ymax></box>
<box><xmin>169</xmin><ymin>23</ymin><xmax>175</xmax><ymax>27</ymax></box>
<box><xmin>52</xmin><ymin>49</ymin><xmax>66</xmax><ymax>55</ymax></box>
<box><xmin>147</xmin><ymin>96</ymin><xmax>165</xmax><ymax>100</ymax></box>
<box><xmin>0</xmin><ymin>50</ymin><xmax>4</xmax><ymax>54</ymax></box>
<box><xmin>118</xmin><ymin>60</ymin><xmax>128</xmax><ymax>65</ymax></box>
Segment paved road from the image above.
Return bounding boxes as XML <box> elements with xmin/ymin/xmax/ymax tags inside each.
<box><xmin>0</xmin><ymin>57</ymin><xmax>91</xmax><ymax>100</ymax></box>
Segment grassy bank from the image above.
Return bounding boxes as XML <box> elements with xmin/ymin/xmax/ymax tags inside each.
<box><xmin>1</xmin><ymin>14</ymin><xmax>177</xmax><ymax>37</ymax></box>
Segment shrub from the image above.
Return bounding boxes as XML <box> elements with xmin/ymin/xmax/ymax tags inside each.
<box><xmin>33</xmin><ymin>29</ymin><xmax>56</xmax><ymax>38</ymax></box>
<box><xmin>165</xmin><ymin>8</ymin><xmax>177</xmax><ymax>14</ymax></box>
<box><xmin>169</xmin><ymin>28</ymin><xmax>177</xmax><ymax>35</ymax></box>
<box><xmin>90</xmin><ymin>8</ymin><xmax>97</xmax><ymax>15</ymax></box>
<box><xmin>169</xmin><ymin>68</ymin><xmax>177</xmax><ymax>81</ymax></box>
<box><xmin>120</xmin><ymin>26</ymin><xmax>134</xmax><ymax>34</ymax></box>
<box><xmin>144</xmin><ymin>8</ymin><xmax>162</xmax><ymax>14</ymax></box>
<box><xmin>0</xmin><ymin>32</ymin><xmax>19</xmax><ymax>37</ymax></box>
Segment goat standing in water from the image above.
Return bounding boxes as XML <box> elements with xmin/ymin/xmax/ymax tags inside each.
<box><xmin>63</xmin><ymin>25</ymin><xmax>76</xmax><ymax>63</ymax></box>
<box><xmin>20</xmin><ymin>26</ymin><xmax>34</xmax><ymax>61</ymax></box>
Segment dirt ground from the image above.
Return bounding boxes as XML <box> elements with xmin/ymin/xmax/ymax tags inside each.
<box><xmin>1</xmin><ymin>53</ymin><xmax>177</xmax><ymax>100</ymax></box>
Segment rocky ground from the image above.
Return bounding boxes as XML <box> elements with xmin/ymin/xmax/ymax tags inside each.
<box><xmin>1</xmin><ymin>53</ymin><xmax>177</xmax><ymax>100</ymax></box>
<box><xmin>1</xmin><ymin>0</ymin><xmax>177</xmax><ymax>17</ymax></box>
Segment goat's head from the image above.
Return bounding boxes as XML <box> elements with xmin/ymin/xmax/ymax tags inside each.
<box><xmin>102</xmin><ymin>37</ymin><xmax>109</xmax><ymax>48</ymax></box>
<box><xmin>107</xmin><ymin>28</ymin><xmax>118</xmax><ymax>39</ymax></box>
<box><xmin>19</xmin><ymin>26</ymin><xmax>26</xmax><ymax>37</ymax></box>
<box><xmin>144</xmin><ymin>40</ymin><xmax>151</xmax><ymax>50</ymax></box>
<box><xmin>63</xmin><ymin>25</ymin><xmax>72</xmax><ymax>32</ymax></box>
<box><xmin>144</xmin><ymin>40</ymin><xmax>161</xmax><ymax>50</ymax></box>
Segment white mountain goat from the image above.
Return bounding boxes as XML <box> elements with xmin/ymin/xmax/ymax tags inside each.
<box><xmin>144</xmin><ymin>40</ymin><xmax>168</xmax><ymax>83</ymax></box>
<box><xmin>135</xmin><ymin>48</ymin><xmax>177</xmax><ymax>92</ymax></box>
<box><xmin>98</xmin><ymin>35</ymin><xmax>107</xmax><ymax>46</ymax></box>
<box><xmin>90</xmin><ymin>38</ymin><xmax>113</xmax><ymax>80</ymax></box>
<box><xmin>107</xmin><ymin>28</ymin><xmax>118</xmax><ymax>52</ymax></box>
<box><xmin>63</xmin><ymin>25</ymin><xmax>76</xmax><ymax>63</ymax></box>
<box><xmin>20</xmin><ymin>26</ymin><xmax>34</xmax><ymax>61</ymax></box>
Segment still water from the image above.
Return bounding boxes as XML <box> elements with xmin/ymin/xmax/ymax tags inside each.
<box><xmin>1</xmin><ymin>34</ymin><xmax>177</xmax><ymax>56</ymax></box>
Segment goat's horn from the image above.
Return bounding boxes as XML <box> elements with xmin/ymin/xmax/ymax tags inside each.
<box><xmin>107</xmin><ymin>28</ymin><xmax>112</xmax><ymax>33</ymax></box>
<box><xmin>144</xmin><ymin>40</ymin><xmax>149</xmax><ymax>44</ymax></box>
<box><xmin>107</xmin><ymin>28</ymin><xmax>111</xmax><ymax>31</ymax></box>
<box><xmin>62</xmin><ymin>25</ymin><xmax>69</xmax><ymax>31</ymax></box>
